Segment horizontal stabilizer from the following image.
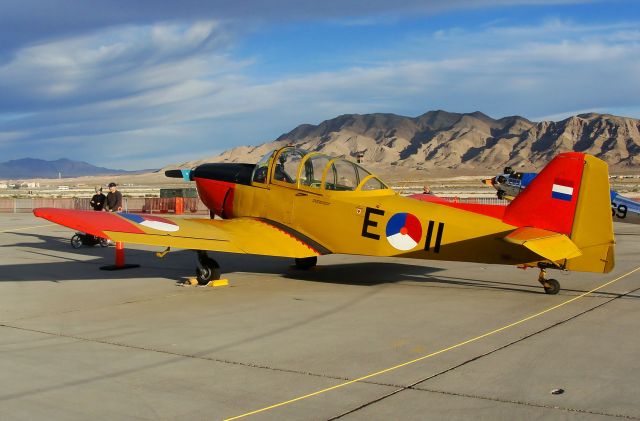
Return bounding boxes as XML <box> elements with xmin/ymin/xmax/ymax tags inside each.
<box><xmin>504</xmin><ymin>227</ymin><xmax>582</xmax><ymax>263</ymax></box>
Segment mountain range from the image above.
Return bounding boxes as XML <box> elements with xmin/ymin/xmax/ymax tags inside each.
<box><xmin>189</xmin><ymin>110</ymin><xmax>640</xmax><ymax>175</ymax></box>
<box><xmin>0</xmin><ymin>158</ymin><xmax>135</xmax><ymax>179</ymax></box>
<box><xmin>6</xmin><ymin>111</ymin><xmax>640</xmax><ymax>181</ymax></box>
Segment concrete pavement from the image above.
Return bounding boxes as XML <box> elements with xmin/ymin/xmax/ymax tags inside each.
<box><xmin>1</xmin><ymin>213</ymin><xmax>638</xmax><ymax>420</ymax></box>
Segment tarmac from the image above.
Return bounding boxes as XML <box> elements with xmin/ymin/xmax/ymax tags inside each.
<box><xmin>1</xmin><ymin>213</ymin><xmax>639</xmax><ymax>420</ymax></box>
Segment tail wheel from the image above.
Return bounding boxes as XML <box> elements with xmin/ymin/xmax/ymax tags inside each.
<box><xmin>196</xmin><ymin>257</ymin><xmax>220</xmax><ymax>285</ymax></box>
<box><xmin>543</xmin><ymin>279</ymin><xmax>560</xmax><ymax>295</ymax></box>
<box><xmin>295</xmin><ymin>256</ymin><xmax>317</xmax><ymax>270</ymax></box>
<box><xmin>71</xmin><ymin>234</ymin><xmax>82</xmax><ymax>249</ymax></box>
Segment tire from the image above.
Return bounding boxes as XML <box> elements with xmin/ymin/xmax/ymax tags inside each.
<box><xmin>295</xmin><ymin>256</ymin><xmax>317</xmax><ymax>270</ymax></box>
<box><xmin>544</xmin><ymin>279</ymin><xmax>560</xmax><ymax>295</ymax></box>
<box><xmin>71</xmin><ymin>234</ymin><xmax>83</xmax><ymax>249</ymax></box>
<box><xmin>99</xmin><ymin>238</ymin><xmax>110</xmax><ymax>247</ymax></box>
<box><xmin>196</xmin><ymin>257</ymin><xmax>220</xmax><ymax>285</ymax></box>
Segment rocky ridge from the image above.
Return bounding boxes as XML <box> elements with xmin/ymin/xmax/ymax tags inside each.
<box><xmin>179</xmin><ymin>110</ymin><xmax>640</xmax><ymax>174</ymax></box>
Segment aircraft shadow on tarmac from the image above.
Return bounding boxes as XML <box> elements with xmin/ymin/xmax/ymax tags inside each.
<box><xmin>283</xmin><ymin>262</ymin><xmax>556</xmax><ymax>294</ymax></box>
<box><xmin>0</xmin><ymin>231</ymin><xmax>296</xmax><ymax>283</ymax></box>
<box><xmin>3</xmin><ymin>231</ymin><xmax>638</xmax><ymax>298</ymax></box>
<box><xmin>1</xmin><ymin>231</ymin><xmax>531</xmax><ymax>293</ymax></box>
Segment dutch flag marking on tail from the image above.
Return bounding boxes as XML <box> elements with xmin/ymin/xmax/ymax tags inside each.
<box><xmin>551</xmin><ymin>178</ymin><xmax>574</xmax><ymax>201</ymax></box>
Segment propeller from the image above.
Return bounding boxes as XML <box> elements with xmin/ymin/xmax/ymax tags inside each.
<box><xmin>164</xmin><ymin>169</ymin><xmax>193</xmax><ymax>181</ymax></box>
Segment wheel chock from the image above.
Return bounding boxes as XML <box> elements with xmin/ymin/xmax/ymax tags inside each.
<box><xmin>207</xmin><ymin>279</ymin><xmax>229</xmax><ymax>287</ymax></box>
<box><xmin>177</xmin><ymin>278</ymin><xmax>229</xmax><ymax>287</ymax></box>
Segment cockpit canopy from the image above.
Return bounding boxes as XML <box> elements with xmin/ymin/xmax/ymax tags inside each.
<box><xmin>252</xmin><ymin>147</ymin><xmax>388</xmax><ymax>192</ymax></box>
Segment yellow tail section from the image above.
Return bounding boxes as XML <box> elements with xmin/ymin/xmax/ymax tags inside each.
<box><xmin>565</xmin><ymin>155</ymin><xmax>615</xmax><ymax>273</ymax></box>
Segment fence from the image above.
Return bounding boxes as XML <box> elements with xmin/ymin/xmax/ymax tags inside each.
<box><xmin>0</xmin><ymin>197</ymin><xmax>209</xmax><ymax>214</ymax></box>
<box><xmin>438</xmin><ymin>196</ymin><xmax>509</xmax><ymax>205</ymax></box>
<box><xmin>0</xmin><ymin>195</ymin><xmax>509</xmax><ymax>214</ymax></box>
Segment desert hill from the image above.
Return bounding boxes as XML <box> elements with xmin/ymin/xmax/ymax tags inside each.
<box><xmin>180</xmin><ymin>110</ymin><xmax>640</xmax><ymax>177</ymax></box>
<box><xmin>0</xmin><ymin>158</ymin><xmax>144</xmax><ymax>179</ymax></box>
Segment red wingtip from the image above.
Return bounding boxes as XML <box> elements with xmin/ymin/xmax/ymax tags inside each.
<box><xmin>33</xmin><ymin>208</ymin><xmax>145</xmax><ymax>238</ymax></box>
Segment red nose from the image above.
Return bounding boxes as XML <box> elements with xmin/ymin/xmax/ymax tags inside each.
<box><xmin>195</xmin><ymin>178</ymin><xmax>235</xmax><ymax>218</ymax></box>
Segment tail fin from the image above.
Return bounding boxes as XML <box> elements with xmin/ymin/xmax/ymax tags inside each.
<box><xmin>503</xmin><ymin>152</ymin><xmax>614</xmax><ymax>273</ymax></box>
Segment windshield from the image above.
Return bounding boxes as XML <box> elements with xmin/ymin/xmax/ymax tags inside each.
<box><xmin>252</xmin><ymin>150</ymin><xmax>275</xmax><ymax>183</ymax></box>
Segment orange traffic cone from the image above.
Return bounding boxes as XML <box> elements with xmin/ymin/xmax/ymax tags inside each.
<box><xmin>100</xmin><ymin>241</ymin><xmax>140</xmax><ymax>271</ymax></box>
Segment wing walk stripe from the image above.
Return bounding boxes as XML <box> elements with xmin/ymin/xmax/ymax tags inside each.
<box><xmin>256</xmin><ymin>219</ymin><xmax>332</xmax><ymax>255</ymax></box>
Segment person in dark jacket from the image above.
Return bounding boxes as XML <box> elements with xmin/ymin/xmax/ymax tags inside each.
<box><xmin>105</xmin><ymin>182</ymin><xmax>123</xmax><ymax>212</ymax></box>
<box><xmin>90</xmin><ymin>187</ymin><xmax>106</xmax><ymax>211</ymax></box>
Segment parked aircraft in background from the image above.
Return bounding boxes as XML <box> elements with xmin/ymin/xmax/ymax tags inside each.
<box><xmin>484</xmin><ymin>168</ymin><xmax>640</xmax><ymax>224</ymax></box>
<box><xmin>35</xmin><ymin>148</ymin><xmax>614</xmax><ymax>294</ymax></box>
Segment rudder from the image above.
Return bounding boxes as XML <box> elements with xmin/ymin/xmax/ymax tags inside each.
<box><xmin>503</xmin><ymin>153</ymin><xmax>614</xmax><ymax>273</ymax></box>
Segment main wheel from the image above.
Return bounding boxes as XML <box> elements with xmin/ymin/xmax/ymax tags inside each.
<box><xmin>543</xmin><ymin>279</ymin><xmax>560</xmax><ymax>295</ymax></box>
<box><xmin>196</xmin><ymin>257</ymin><xmax>220</xmax><ymax>285</ymax></box>
<box><xmin>71</xmin><ymin>234</ymin><xmax>82</xmax><ymax>249</ymax></box>
<box><xmin>295</xmin><ymin>256</ymin><xmax>317</xmax><ymax>270</ymax></box>
<box><xmin>99</xmin><ymin>238</ymin><xmax>110</xmax><ymax>247</ymax></box>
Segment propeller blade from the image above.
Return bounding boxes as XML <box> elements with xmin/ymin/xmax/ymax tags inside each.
<box><xmin>164</xmin><ymin>169</ymin><xmax>192</xmax><ymax>181</ymax></box>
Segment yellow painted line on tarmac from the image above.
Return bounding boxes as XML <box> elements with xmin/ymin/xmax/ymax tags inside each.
<box><xmin>225</xmin><ymin>265</ymin><xmax>640</xmax><ymax>421</ymax></box>
<box><xmin>0</xmin><ymin>223</ymin><xmax>56</xmax><ymax>233</ymax></box>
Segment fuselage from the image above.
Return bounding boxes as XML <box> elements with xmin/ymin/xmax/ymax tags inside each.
<box><xmin>190</xmin><ymin>147</ymin><xmax>541</xmax><ymax>267</ymax></box>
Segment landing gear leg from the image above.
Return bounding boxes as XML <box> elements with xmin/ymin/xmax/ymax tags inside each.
<box><xmin>537</xmin><ymin>266</ymin><xmax>560</xmax><ymax>295</ymax></box>
<box><xmin>196</xmin><ymin>250</ymin><xmax>220</xmax><ymax>285</ymax></box>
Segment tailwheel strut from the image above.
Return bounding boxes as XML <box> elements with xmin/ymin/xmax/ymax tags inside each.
<box><xmin>196</xmin><ymin>250</ymin><xmax>221</xmax><ymax>286</ymax></box>
<box><xmin>537</xmin><ymin>267</ymin><xmax>560</xmax><ymax>295</ymax></box>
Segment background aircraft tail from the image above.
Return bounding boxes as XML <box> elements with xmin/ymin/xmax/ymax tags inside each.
<box><xmin>503</xmin><ymin>152</ymin><xmax>615</xmax><ymax>273</ymax></box>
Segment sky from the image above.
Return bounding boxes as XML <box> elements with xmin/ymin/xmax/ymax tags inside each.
<box><xmin>1</xmin><ymin>0</ymin><xmax>639</xmax><ymax>170</ymax></box>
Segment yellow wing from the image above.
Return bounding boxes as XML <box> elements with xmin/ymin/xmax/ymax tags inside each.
<box><xmin>33</xmin><ymin>208</ymin><xmax>326</xmax><ymax>258</ymax></box>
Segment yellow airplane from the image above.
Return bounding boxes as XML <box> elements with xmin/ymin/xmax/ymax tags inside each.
<box><xmin>34</xmin><ymin>147</ymin><xmax>614</xmax><ymax>294</ymax></box>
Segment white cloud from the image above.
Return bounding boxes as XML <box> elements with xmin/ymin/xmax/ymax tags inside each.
<box><xmin>0</xmin><ymin>20</ymin><xmax>229</xmax><ymax>105</ymax></box>
<box><xmin>1</xmin><ymin>15</ymin><xmax>639</xmax><ymax>169</ymax></box>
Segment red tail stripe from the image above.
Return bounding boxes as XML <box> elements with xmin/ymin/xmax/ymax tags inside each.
<box><xmin>503</xmin><ymin>152</ymin><xmax>585</xmax><ymax>235</ymax></box>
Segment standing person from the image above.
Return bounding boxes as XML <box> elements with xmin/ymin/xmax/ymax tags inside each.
<box><xmin>422</xmin><ymin>185</ymin><xmax>433</xmax><ymax>195</ymax></box>
<box><xmin>90</xmin><ymin>187</ymin><xmax>106</xmax><ymax>211</ymax></box>
<box><xmin>105</xmin><ymin>182</ymin><xmax>123</xmax><ymax>212</ymax></box>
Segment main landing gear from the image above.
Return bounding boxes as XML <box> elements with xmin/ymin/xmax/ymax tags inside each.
<box><xmin>192</xmin><ymin>252</ymin><xmax>317</xmax><ymax>285</ymax></box>
<box><xmin>537</xmin><ymin>266</ymin><xmax>560</xmax><ymax>295</ymax></box>
<box><xmin>196</xmin><ymin>250</ymin><xmax>220</xmax><ymax>285</ymax></box>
